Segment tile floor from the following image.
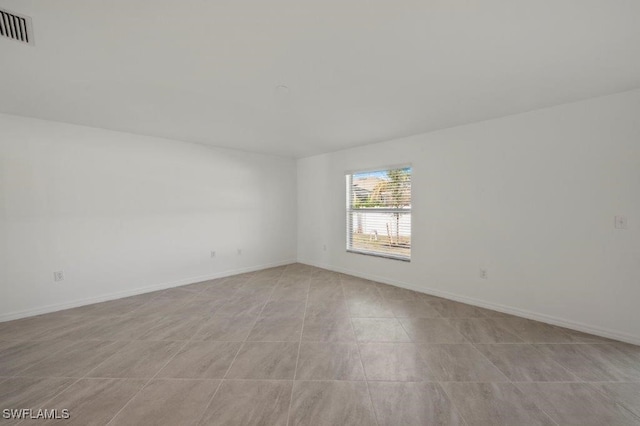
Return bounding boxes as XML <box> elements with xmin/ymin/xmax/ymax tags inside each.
<box><xmin>1</xmin><ymin>263</ymin><xmax>639</xmax><ymax>425</ymax></box>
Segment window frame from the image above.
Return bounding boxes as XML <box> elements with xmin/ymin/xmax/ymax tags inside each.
<box><xmin>346</xmin><ymin>164</ymin><xmax>412</xmax><ymax>262</ymax></box>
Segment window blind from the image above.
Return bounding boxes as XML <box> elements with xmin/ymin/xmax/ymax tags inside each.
<box><xmin>346</xmin><ymin>167</ymin><xmax>411</xmax><ymax>261</ymax></box>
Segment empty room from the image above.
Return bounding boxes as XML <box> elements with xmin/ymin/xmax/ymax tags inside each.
<box><xmin>1</xmin><ymin>1</ymin><xmax>639</xmax><ymax>425</ymax></box>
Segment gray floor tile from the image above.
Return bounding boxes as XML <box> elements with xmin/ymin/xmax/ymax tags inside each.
<box><xmin>69</xmin><ymin>296</ymin><xmax>151</xmax><ymax>317</ymax></box>
<box><xmin>0</xmin><ymin>315</ymin><xmax>79</xmax><ymax>341</ymax></box>
<box><xmin>276</xmin><ymin>280</ymin><xmax>311</xmax><ymax>292</ymax></box>
<box><xmin>269</xmin><ymin>287</ymin><xmax>308</xmax><ymax>303</ymax></box>
<box><xmin>21</xmin><ymin>340</ymin><xmax>127</xmax><ymax>378</ymax></box>
<box><xmin>0</xmin><ymin>340</ymin><xmax>71</xmax><ymax>376</ymax></box>
<box><xmin>198</xmin><ymin>380</ymin><xmax>292</xmax><ymax>426</ymax></box>
<box><xmin>34</xmin><ymin>316</ymin><xmax>103</xmax><ymax>340</ymax></box>
<box><xmin>226</xmin><ymin>342</ymin><xmax>298</xmax><ymax>379</ymax></box>
<box><xmin>611</xmin><ymin>342</ymin><xmax>640</xmax><ymax>363</ymax></box>
<box><xmin>302</xmin><ymin>316</ymin><xmax>356</xmax><ymax>342</ymax></box>
<box><xmin>359</xmin><ymin>343</ymin><xmax>433</xmax><ymax>381</ymax></box>
<box><xmin>169</xmin><ymin>298</ymin><xmax>226</xmax><ymax>316</ymax></box>
<box><xmin>351</xmin><ymin>318</ymin><xmax>411</xmax><ymax>342</ymax></box>
<box><xmin>498</xmin><ymin>317</ymin><xmax>577</xmax><ymax>343</ymax></box>
<box><xmin>475</xmin><ymin>343</ymin><xmax>578</xmax><ymax>382</ymax></box>
<box><xmin>20</xmin><ymin>378</ymin><xmax>147</xmax><ymax>426</ymax></box>
<box><xmin>96</xmin><ymin>315</ymin><xmax>165</xmax><ymax>341</ymax></box>
<box><xmin>558</xmin><ymin>327</ymin><xmax>621</xmax><ymax>343</ymax></box>
<box><xmin>275</xmin><ymin>277</ymin><xmax>310</xmax><ymax>290</ymax></box>
<box><xmin>304</xmin><ymin>299</ymin><xmax>350</xmax><ymax>319</ymax></box>
<box><xmin>347</xmin><ymin>298</ymin><xmax>395</xmax><ymax>318</ymax></box>
<box><xmin>428</xmin><ymin>300</ymin><xmax>490</xmax><ymax>318</ymax></box>
<box><xmin>377</xmin><ymin>286</ymin><xmax>421</xmax><ymax>301</ymax></box>
<box><xmin>586</xmin><ymin>343</ymin><xmax>640</xmax><ymax>378</ymax></box>
<box><xmin>446</xmin><ymin>318</ymin><xmax>524</xmax><ymax>343</ymax></box>
<box><xmin>214</xmin><ymin>295</ymin><xmax>266</xmax><ymax>317</ymax></box>
<box><xmin>308</xmin><ymin>284</ymin><xmax>342</xmax><ymax>299</ymax></box>
<box><xmin>417</xmin><ymin>343</ymin><xmax>509</xmax><ymax>382</ymax></box>
<box><xmin>30</xmin><ymin>318</ymin><xmax>101</xmax><ymax>341</ymax></box>
<box><xmin>235</xmin><ymin>286</ymin><xmax>273</xmax><ymax>299</ymax></box>
<box><xmin>369</xmin><ymin>381</ymin><xmax>463</xmax><ymax>426</ymax></box>
<box><xmin>592</xmin><ymin>382</ymin><xmax>640</xmax><ymax>418</ymax></box>
<box><xmin>180</xmin><ymin>278</ymin><xmax>222</xmax><ymax>292</ymax></box>
<box><xmin>0</xmin><ymin>377</ymin><xmax>76</xmax><ymax>424</ymax></box>
<box><xmin>130</xmin><ymin>297</ymin><xmax>191</xmax><ymax>317</ymax></box>
<box><xmin>260</xmin><ymin>300</ymin><xmax>306</xmax><ymax>318</ymax></box>
<box><xmin>289</xmin><ymin>381</ymin><xmax>377</xmax><ymax>426</ymax></box>
<box><xmin>534</xmin><ymin>343</ymin><xmax>640</xmax><ymax>382</ymax></box>
<box><xmin>309</xmin><ymin>281</ymin><xmax>341</xmax><ymax>290</ymax></box>
<box><xmin>398</xmin><ymin>318</ymin><xmax>468</xmax><ymax>343</ymax></box>
<box><xmin>343</xmin><ymin>287</ymin><xmax>383</xmax><ymax>303</ymax></box>
<box><xmin>45</xmin><ymin>316</ymin><xmax>129</xmax><ymax>341</ymax></box>
<box><xmin>387</xmin><ymin>299</ymin><xmax>442</xmax><ymax>318</ymax></box>
<box><xmin>192</xmin><ymin>316</ymin><xmax>256</xmax><ymax>341</ymax></box>
<box><xmin>86</xmin><ymin>341</ymin><xmax>184</xmax><ymax>378</ymax></box>
<box><xmin>136</xmin><ymin>315</ymin><xmax>208</xmax><ymax>341</ymax></box>
<box><xmin>246</xmin><ymin>316</ymin><xmax>303</xmax><ymax>341</ymax></box>
<box><xmin>157</xmin><ymin>341</ymin><xmax>241</xmax><ymax>379</ymax></box>
<box><xmin>200</xmin><ymin>285</ymin><xmax>242</xmax><ymax>300</ymax></box>
<box><xmin>155</xmin><ymin>288</ymin><xmax>198</xmax><ymax>300</ymax></box>
<box><xmin>442</xmin><ymin>382</ymin><xmax>555</xmax><ymax>425</ymax></box>
<box><xmin>479</xmin><ymin>309</ymin><xmax>519</xmax><ymax>318</ymax></box>
<box><xmin>517</xmin><ymin>382</ymin><xmax>640</xmax><ymax>426</ymax></box>
<box><xmin>296</xmin><ymin>342</ymin><xmax>364</xmax><ymax>380</ymax></box>
<box><xmin>0</xmin><ymin>340</ymin><xmax>21</xmax><ymax>352</ymax></box>
<box><xmin>109</xmin><ymin>379</ymin><xmax>219</xmax><ymax>426</ymax></box>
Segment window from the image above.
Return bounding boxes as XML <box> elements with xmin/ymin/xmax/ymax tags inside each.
<box><xmin>346</xmin><ymin>166</ymin><xmax>411</xmax><ymax>261</ymax></box>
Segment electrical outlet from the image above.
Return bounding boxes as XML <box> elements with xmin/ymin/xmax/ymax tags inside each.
<box><xmin>210</xmin><ymin>251</ymin><xmax>216</xmax><ymax>258</ymax></box>
<box><xmin>237</xmin><ymin>249</ymin><xmax>242</xmax><ymax>255</ymax></box>
<box><xmin>479</xmin><ymin>268</ymin><xmax>488</xmax><ymax>280</ymax></box>
<box><xmin>614</xmin><ymin>216</ymin><xmax>628</xmax><ymax>229</ymax></box>
<box><xmin>53</xmin><ymin>271</ymin><xmax>64</xmax><ymax>282</ymax></box>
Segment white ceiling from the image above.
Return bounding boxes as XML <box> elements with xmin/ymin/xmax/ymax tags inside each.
<box><xmin>1</xmin><ymin>0</ymin><xmax>639</xmax><ymax>157</ymax></box>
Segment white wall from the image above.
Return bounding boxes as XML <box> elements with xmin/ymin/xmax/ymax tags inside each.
<box><xmin>0</xmin><ymin>114</ymin><xmax>297</xmax><ymax>320</ymax></box>
<box><xmin>297</xmin><ymin>90</ymin><xmax>640</xmax><ymax>344</ymax></box>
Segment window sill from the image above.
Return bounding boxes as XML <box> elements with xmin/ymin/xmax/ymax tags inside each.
<box><xmin>346</xmin><ymin>249</ymin><xmax>411</xmax><ymax>262</ymax></box>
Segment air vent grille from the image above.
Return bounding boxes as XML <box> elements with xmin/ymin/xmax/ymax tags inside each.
<box><xmin>0</xmin><ymin>9</ymin><xmax>33</xmax><ymax>45</ymax></box>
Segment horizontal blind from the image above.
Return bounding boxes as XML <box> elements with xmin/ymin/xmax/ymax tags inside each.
<box><xmin>346</xmin><ymin>167</ymin><xmax>411</xmax><ymax>260</ymax></box>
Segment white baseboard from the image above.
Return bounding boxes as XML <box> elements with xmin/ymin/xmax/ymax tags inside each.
<box><xmin>298</xmin><ymin>258</ymin><xmax>640</xmax><ymax>346</ymax></box>
<box><xmin>0</xmin><ymin>259</ymin><xmax>296</xmax><ymax>323</ymax></box>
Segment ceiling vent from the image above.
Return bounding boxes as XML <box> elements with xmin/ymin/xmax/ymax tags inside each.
<box><xmin>0</xmin><ymin>8</ymin><xmax>33</xmax><ymax>45</ymax></box>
